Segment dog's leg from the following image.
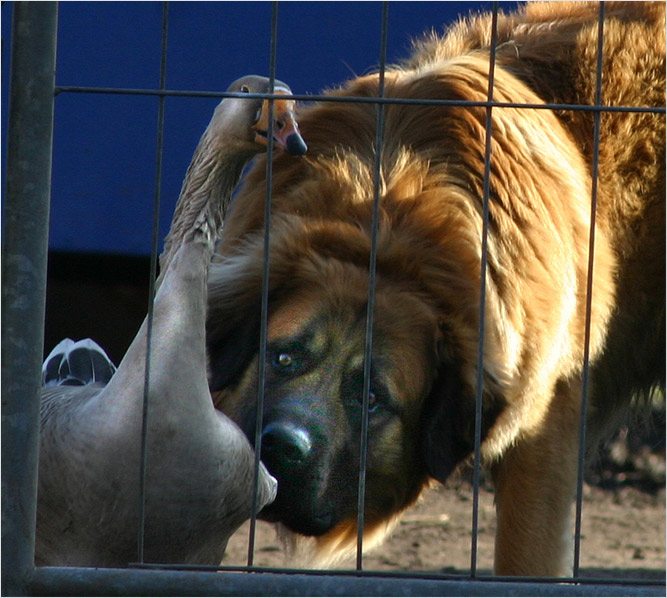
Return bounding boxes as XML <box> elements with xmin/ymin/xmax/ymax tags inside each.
<box><xmin>491</xmin><ymin>382</ymin><xmax>581</xmax><ymax>577</ymax></box>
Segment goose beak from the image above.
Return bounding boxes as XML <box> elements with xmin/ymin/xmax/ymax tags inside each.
<box><xmin>253</xmin><ymin>93</ymin><xmax>308</xmax><ymax>156</ymax></box>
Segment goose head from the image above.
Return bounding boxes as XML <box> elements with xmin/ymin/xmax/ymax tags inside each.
<box><xmin>220</xmin><ymin>75</ymin><xmax>307</xmax><ymax>156</ymax></box>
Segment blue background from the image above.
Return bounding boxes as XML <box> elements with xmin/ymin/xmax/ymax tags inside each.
<box><xmin>2</xmin><ymin>1</ymin><xmax>515</xmax><ymax>257</ymax></box>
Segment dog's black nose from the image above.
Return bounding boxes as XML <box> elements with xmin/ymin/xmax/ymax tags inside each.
<box><xmin>261</xmin><ymin>421</ymin><xmax>312</xmax><ymax>466</ymax></box>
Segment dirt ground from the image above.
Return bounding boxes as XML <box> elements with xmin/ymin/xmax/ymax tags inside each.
<box><xmin>223</xmin><ymin>481</ymin><xmax>665</xmax><ymax>581</ymax></box>
<box><xmin>222</xmin><ymin>418</ymin><xmax>666</xmax><ymax>582</ymax></box>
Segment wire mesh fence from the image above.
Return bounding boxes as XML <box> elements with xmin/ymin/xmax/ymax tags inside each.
<box><xmin>2</xmin><ymin>1</ymin><xmax>665</xmax><ymax>596</ymax></box>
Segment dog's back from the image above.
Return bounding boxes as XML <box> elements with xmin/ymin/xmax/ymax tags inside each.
<box><xmin>408</xmin><ymin>1</ymin><xmax>666</xmax><ymax>437</ymax></box>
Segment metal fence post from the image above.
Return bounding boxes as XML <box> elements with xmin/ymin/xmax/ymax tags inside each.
<box><xmin>1</xmin><ymin>2</ymin><xmax>58</xmax><ymax>595</ymax></box>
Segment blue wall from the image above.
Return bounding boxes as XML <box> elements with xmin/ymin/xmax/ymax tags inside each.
<box><xmin>2</xmin><ymin>2</ymin><xmax>515</xmax><ymax>256</ymax></box>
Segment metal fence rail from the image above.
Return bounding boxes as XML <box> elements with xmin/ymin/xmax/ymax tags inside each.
<box><xmin>2</xmin><ymin>3</ymin><xmax>58</xmax><ymax>595</ymax></box>
<box><xmin>25</xmin><ymin>566</ymin><xmax>666</xmax><ymax>597</ymax></box>
<box><xmin>2</xmin><ymin>2</ymin><xmax>665</xmax><ymax>596</ymax></box>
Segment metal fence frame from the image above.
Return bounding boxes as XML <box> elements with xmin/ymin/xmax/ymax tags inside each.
<box><xmin>2</xmin><ymin>2</ymin><xmax>665</xmax><ymax>596</ymax></box>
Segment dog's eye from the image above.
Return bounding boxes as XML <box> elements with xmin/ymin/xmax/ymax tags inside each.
<box><xmin>268</xmin><ymin>341</ymin><xmax>314</xmax><ymax>377</ymax></box>
<box><xmin>272</xmin><ymin>351</ymin><xmax>300</xmax><ymax>373</ymax></box>
<box><xmin>276</xmin><ymin>353</ymin><xmax>293</xmax><ymax>368</ymax></box>
<box><xmin>365</xmin><ymin>391</ymin><xmax>380</xmax><ymax>412</ymax></box>
<box><xmin>349</xmin><ymin>387</ymin><xmax>383</xmax><ymax>414</ymax></box>
<box><xmin>342</xmin><ymin>369</ymin><xmax>390</xmax><ymax>415</ymax></box>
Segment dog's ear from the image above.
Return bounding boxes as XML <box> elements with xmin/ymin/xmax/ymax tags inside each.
<box><xmin>420</xmin><ymin>330</ymin><xmax>505</xmax><ymax>484</ymax></box>
<box><xmin>420</xmin><ymin>357</ymin><xmax>473</xmax><ymax>484</ymax></box>
<box><xmin>207</xmin><ymin>310</ymin><xmax>260</xmax><ymax>392</ymax></box>
<box><xmin>205</xmin><ymin>235</ymin><xmax>299</xmax><ymax>393</ymax></box>
<box><xmin>206</xmin><ymin>257</ymin><xmax>265</xmax><ymax>392</ymax></box>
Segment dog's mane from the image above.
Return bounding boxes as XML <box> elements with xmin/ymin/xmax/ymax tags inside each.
<box><xmin>212</xmin><ymin>51</ymin><xmax>604</xmax><ymax>394</ymax></box>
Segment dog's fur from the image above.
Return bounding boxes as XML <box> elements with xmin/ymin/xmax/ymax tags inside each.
<box><xmin>207</xmin><ymin>2</ymin><xmax>665</xmax><ymax>576</ymax></box>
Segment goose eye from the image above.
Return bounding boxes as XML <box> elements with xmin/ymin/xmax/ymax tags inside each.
<box><xmin>241</xmin><ymin>85</ymin><xmax>250</xmax><ymax>93</ymax></box>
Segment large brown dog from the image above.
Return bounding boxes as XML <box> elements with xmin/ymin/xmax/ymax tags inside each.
<box><xmin>207</xmin><ymin>2</ymin><xmax>665</xmax><ymax>576</ymax></box>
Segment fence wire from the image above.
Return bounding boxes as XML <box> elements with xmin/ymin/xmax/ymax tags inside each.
<box><xmin>137</xmin><ymin>0</ymin><xmax>170</xmax><ymax>566</ymax></box>
<box><xmin>250</xmin><ymin>0</ymin><xmax>281</xmax><ymax>569</ymax></box>
<box><xmin>2</xmin><ymin>1</ymin><xmax>665</xmax><ymax>596</ymax></box>
<box><xmin>572</xmin><ymin>1</ymin><xmax>607</xmax><ymax>578</ymax></box>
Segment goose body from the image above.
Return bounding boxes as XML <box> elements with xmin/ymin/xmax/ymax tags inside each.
<box><xmin>36</xmin><ymin>76</ymin><xmax>306</xmax><ymax>566</ymax></box>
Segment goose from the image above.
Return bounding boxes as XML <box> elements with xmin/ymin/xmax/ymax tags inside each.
<box><xmin>37</xmin><ymin>75</ymin><xmax>307</xmax><ymax>567</ymax></box>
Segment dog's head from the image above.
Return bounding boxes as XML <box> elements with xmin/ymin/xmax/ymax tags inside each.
<box><xmin>210</xmin><ymin>246</ymin><xmax>434</xmax><ymax>534</ymax></box>
<box><xmin>206</xmin><ymin>203</ymin><xmax>505</xmax><ymax>563</ymax></box>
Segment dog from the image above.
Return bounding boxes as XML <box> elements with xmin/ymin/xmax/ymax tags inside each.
<box><xmin>206</xmin><ymin>1</ymin><xmax>665</xmax><ymax>576</ymax></box>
